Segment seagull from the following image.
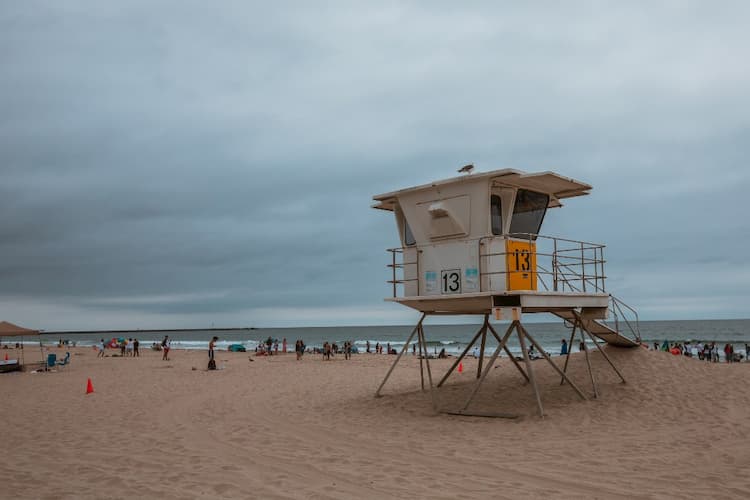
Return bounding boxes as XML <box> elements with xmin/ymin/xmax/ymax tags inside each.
<box><xmin>458</xmin><ymin>163</ymin><xmax>474</xmax><ymax>174</ymax></box>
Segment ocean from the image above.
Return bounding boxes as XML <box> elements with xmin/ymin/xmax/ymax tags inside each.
<box><xmin>30</xmin><ymin>318</ymin><xmax>750</xmax><ymax>358</ymax></box>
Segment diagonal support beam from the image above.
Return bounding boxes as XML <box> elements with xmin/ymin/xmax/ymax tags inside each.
<box><xmin>477</xmin><ymin>314</ymin><xmax>489</xmax><ymax>378</ymax></box>
<box><xmin>487</xmin><ymin>322</ymin><xmax>530</xmax><ymax>383</ymax></box>
<box><xmin>517</xmin><ymin>323</ymin><xmax>545</xmax><ymax>417</ymax></box>
<box><xmin>518</xmin><ymin>323</ymin><xmax>587</xmax><ymax>401</ymax></box>
<box><xmin>572</xmin><ymin>311</ymin><xmax>627</xmax><ymax>384</ymax></box>
<box><xmin>461</xmin><ymin>321</ymin><xmax>516</xmax><ymax>411</ymax></box>
<box><xmin>579</xmin><ymin>323</ymin><xmax>598</xmax><ymax>398</ymax></box>
<box><xmin>437</xmin><ymin>321</ymin><xmax>485</xmax><ymax>388</ymax></box>
<box><xmin>560</xmin><ymin>321</ymin><xmax>578</xmax><ymax>385</ymax></box>
<box><xmin>418</xmin><ymin>322</ymin><xmax>439</xmax><ymax>413</ymax></box>
<box><xmin>375</xmin><ymin>313</ymin><xmax>425</xmax><ymax>397</ymax></box>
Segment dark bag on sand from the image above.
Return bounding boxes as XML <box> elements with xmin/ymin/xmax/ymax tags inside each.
<box><xmin>208</xmin><ymin>358</ymin><xmax>216</xmax><ymax>370</ymax></box>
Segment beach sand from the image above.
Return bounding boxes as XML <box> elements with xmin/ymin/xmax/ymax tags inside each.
<box><xmin>1</xmin><ymin>344</ymin><xmax>748</xmax><ymax>499</ymax></box>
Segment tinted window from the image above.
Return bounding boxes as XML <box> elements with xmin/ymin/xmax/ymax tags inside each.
<box><xmin>491</xmin><ymin>195</ymin><xmax>503</xmax><ymax>235</ymax></box>
<box><xmin>509</xmin><ymin>189</ymin><xmax>549</xmax><ymax>236</ymax></box>
<box><xmin>404</xmin><ymin>219</ymin><xmax>415</xmax><ymax>246</ymax></box>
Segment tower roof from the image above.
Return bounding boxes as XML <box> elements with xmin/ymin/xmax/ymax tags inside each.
<box><xmin>372</xmin><ymin>168</ymin><xmax>592</xmax><ymax>211</ymax></box>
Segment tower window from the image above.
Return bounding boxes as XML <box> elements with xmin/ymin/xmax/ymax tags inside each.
<box><xmin>491</xmin><ymin>195</ymin><xmax>503</xmax><ymax>235</ymax></box>
<box><xmin>404</xmin><ymin>219</ymin><xmax>415</xmax><ymax>246</ymax></box>
<box><xmin>509</xmin><ymin>189</ymin><xmax>549</xmax><ymax>236</ymax></box>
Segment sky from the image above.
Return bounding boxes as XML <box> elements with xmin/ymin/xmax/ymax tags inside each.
<box><xmin>1</xmin><ymin>1</ymin><xmax>749</xmax><ymax>330</ymax></box>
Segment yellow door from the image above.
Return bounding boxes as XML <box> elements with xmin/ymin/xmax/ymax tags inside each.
<box><xmin>506</xmin><ymin>240</ymin><xmax>537</xmax><ymax>291</ymax></box>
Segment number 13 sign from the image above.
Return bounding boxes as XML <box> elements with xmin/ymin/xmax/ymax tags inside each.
<box><xmin>505</xmin><ymin>240</ymin><xmax>537</xmax><ymax>291</ymax></box>
<box><xmin>441</xmin><ymin>269</ymin><xmax>462</xmax><ymax>294</ymax></box>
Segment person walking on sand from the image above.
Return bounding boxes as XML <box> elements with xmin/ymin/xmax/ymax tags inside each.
<box><xmin>97</xmin><ymin>338</ymin><xmax>106</xmax><ymax>358</ymax></box>
<box><xmin>162</xmin><ymin>335</ymin><xmax>171</xmax><ymax>361</ymax></box>
<box><xmin>126</xmin><ymin>338</ymin><xmax>134</xmax><ymax>357</ymax></box>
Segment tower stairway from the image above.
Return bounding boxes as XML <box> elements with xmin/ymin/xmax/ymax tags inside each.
<box><xmin>552</xmin><ymin>296</ymin><xmax>641</xmax><ymax>347</ymax></box>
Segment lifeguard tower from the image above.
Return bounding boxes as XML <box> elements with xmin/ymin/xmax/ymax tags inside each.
<box><xmin>372</xmin><ymin>167</ymin><xmax>640</xmax><ymax>417</ymax></box>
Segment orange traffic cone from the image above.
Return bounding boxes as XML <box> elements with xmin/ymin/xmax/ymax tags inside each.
<box><xmin>458</xmin><ymin>362</ymin><xmax>463</xmax><ymax>374</ymax></box>
<box><xmin>86</xmin><ymin>378</ymin><xmax>94</xmax><ymax>394</ymax></box>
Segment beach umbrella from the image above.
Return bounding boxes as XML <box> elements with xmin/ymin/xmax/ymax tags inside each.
<box><xmin>0</xmin><ymin>321</ymin><xmax>42</xmax><ymax>369</ymax></box>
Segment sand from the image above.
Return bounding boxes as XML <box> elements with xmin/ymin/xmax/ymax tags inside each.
<box><xmin>1</xmin><ymin>344</ymin><xmax>748</xmax><ymax>499</ymax></box>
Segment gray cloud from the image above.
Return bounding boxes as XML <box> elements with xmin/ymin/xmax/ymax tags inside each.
<box><xmin>1</xmin><ymin>1</ymin><xmax>749</xmax><ymax>329</ymax></box>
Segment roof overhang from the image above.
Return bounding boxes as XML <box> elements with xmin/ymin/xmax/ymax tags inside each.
<box><xmin>372</xmin><ymin>168</ymin><xmax>591</xmax><ymax>211</ymax></box>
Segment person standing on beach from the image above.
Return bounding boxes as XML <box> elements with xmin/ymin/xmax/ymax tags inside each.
<box><xmin>560</xmin><ymin>338</ymin><xmax>568</xmax><ymax>356</ymax></box>
<box><xmin>209</xmin><ymin>336</ymin><xmax>218</xmax><ymax>362</ymax></box>
<box><xmin>724</xmin><ymin>343</ymin><xmax>733</xmax><ymax>363</ymax></box>
<box><xmin>162</xmin><ymin>335</ymin><xmax>171</xmax><ymax>361</ymax></box>
<box><xmin>97</xmin><ymin>338</ymin><xmax>106</xmax><ymax>358</ymax></box>
<box><xmin>282</xmin><ymin>338</ymin><xmax>287</xmax><ymax>353</ymax></box>
<box><xmin>133</xmin><ymin>338</ymin><xmax>140</xmax><ymax>357</ymax></box>
<box><xmin>366</xmin><ymin>340</ymin><xmax>371</xmax><ymax>353</ymax></box>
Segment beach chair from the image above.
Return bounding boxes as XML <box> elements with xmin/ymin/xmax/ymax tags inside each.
<box><xmin>56</xmin><ymin>352</ymin><xmax>71</xmax><ymax>369</ymax></box>
<box><xmin>47</xmin><ymin>353</ymin><xmax>57</xmax><ymax>369</ymax></box>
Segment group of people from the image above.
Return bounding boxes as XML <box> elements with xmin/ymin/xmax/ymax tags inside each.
<box><xmin>254</xmin><ymin>337</ymin><xmax>288</xmax><ymax>355</ymax></box>
<box><xmin>318</xmin><ymin>341</ymin><xmax>354</xmax><ymax>360</ymax></box>
<box><xmin>294</xmin><ymin>339</ymin><xmax>306</xmax><ymax>360</ymax></box>
<box><xmin>654</xmin><ymin>340</ymin><xmax>747</xmax><ymax>362</ymax></box>
<box><xmin>365</xmin><ymin>341</ymin><xmax>396</xmax><ymax>354</ymax></box>
<box><xmin>96</xmin><ymin>337</ymin><xmax>141</xmax><ymax>358</ymax></box>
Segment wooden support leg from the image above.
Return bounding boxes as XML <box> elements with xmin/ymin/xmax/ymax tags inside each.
<box><xmin>437</xmin><ymin>323</ymin><xmax>484</xmax><ymax>388</ymax></box>
<box><xmin>476</xmin><ymin>315</ymin><xmax>489</xmax><ymax>379</ymax></box>
<box><xmin>584</xmin><ymin>329</ymin><xmax>627</xmax><ymax>384</ymax></box>
<box><xmin>418</xmin><ymin>327</ymin><xmax>425</xmax><ymax>391</ymax></box>
<box><xmin>375</xmin><ymin>314</ymin><xmax>425</xmax><ymax>397</ymax></box>
<box><xmin>461</xmin><ymin>322</ymin><xmax>516</xmax><ymax>411</ymax></box>
<box><xmin>418</xmin><ymin>322</ymin><xmax>439</xmax><ymax>413</ymax></box>
<box><xmin>518</xmin><ymin>323</ymin><xmax>587</xmax><ymax>401</ymax></box>
<box><xmin>517</xmin><ymin>323</ymin><xmax>545</xmax><ymax>417</ymax></box>
<box><xmin>579</xmin><ymin>325</ymin><xmax>598</xmax><ymax>398</ymax></box>
<box><xmin>560</xmin><ymin>322</ymin><xmax>578</xmax><ymax>385</ymax></box>
<box><xmin>488</xmin><ymin>322</ymin><xmax>530</xmax><ymax>383</ymax></box>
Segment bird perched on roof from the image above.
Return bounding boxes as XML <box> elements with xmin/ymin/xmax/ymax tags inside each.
<box><xmin>458</xmin><ymin>163</ymin><xmax>474</xmax><ymax>174</ymax></box>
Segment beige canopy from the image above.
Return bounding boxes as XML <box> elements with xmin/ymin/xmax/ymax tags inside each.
<box><xmin>0</xmin><ymin>321</ymin><xmax>39</xmax><ymax>337</ymax></box>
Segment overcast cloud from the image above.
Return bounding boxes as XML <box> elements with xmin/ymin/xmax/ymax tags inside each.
<box><xmin>1</xmin><ymin>1</ymin><xmax>749</xmax><ymax>330</ymax></box>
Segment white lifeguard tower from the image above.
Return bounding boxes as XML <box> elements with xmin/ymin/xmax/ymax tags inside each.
<box><xmin>372</xmin><ymin>167</ymin><xmax>640</xmax><ymax>417</ymax></box>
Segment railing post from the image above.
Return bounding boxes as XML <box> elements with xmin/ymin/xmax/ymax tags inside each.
<box><xmin>580</xmin><ymin>242</ymin><xmax>586</xmax><ymax>292</ymax></box>
<box><xmin>392</xmin><ymin>250</ymin><xmax>397</xmax><ymax>298</ymax></box>
<box><xmin>600</xmin><ymin>246</ymin><xmax>606</xmax><ymax>293</ymax></box>
<box><xmin>553</xmin><ymin>238</ymin><xmax>558</xmax><ymax>292</ymax></box>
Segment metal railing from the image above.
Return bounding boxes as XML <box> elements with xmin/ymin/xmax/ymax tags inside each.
<box><xmin>386</xmin><ymin>247</ymin><xmax>418</xmax><ymax>298</ymax></box>
<box><xmin>385</xmin><ymin>234</ymin><xmax>607</xmax><ymax>297</ymax></box>
<box><xmin>477</xmin><ymin>233</ymin><xmax>607</xmax><ymax>293</ymax></box>
<box><xmin>384</xmin><ymin>234</ymin><xmax>640</xmax><ymax>343</ymax></box>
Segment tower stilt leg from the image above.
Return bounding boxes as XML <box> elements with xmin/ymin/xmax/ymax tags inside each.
<box><xmin>518</xmin><ymin>323</ymin><xmax>587</xmax><ymax>401</ymax></box>
<box><xmin>375</xmin><ymin>313</ymin><xmax>425</xmax><ymax>397</ymax></box>
<box><xmin>437</xmin><ymin>323</ymin><xmax>484</xmax><ymax>388</ymax></box>
<box><xmin>487</xmin><ymin>322</ymin><xmax>530</xmax><ymax>383</ymax></box>
<box><xmin>418</xmin><ymin>322</ymin><xmax>439</xmax><ymax>413</ymax></box>
<box><xmin>476</xmin><ymin>314</ymin><xmax>488</xmax><ymax>379</ymax></box>
<box><xmin>461</xmin><ymin>321</ymin><xmax>516</xmax><ymax>411</ymax></box>
<box><xmin>573</xmin><ymin>311</ymin><xmax>627</xmax><ymax>384</ymax></box>
<box><xmin>579</xmin><ymin>322</ymin><xmax>598</xmax><ymax>398</ymax></box>
<box><xmin>517</xmin><ymin>323</ymin><xmax>545</xmax><ymax>417</ymax></box>
<box><xmin>560</xmin><ymin>321</ymin><xmax>578</xmax><ymax>385</ymax></box>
